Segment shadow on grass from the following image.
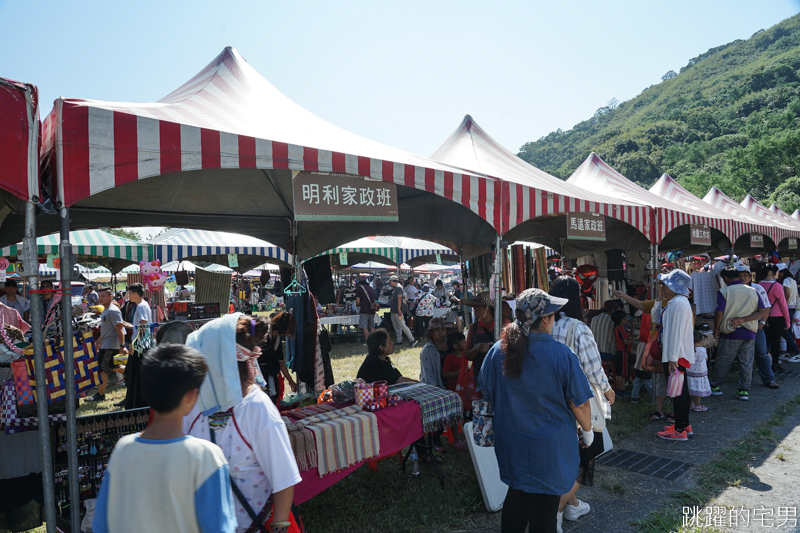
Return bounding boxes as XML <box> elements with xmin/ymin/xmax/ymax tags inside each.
<box><xmin>298</xmin><ymin>447</ymin><xmax>484</xmax><ymax>533</ymax></box>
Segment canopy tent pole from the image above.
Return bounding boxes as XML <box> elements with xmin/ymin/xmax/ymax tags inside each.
<box><xmin>494</xmin><ymin>235</ymin><xmax>502</xmax><ymax>339</ymax></box>
<box><xmin>59</xmin><ymin>207</ymin><xmax>81</xmax><ymax>521</ymax></box>
<box><xmin>22</xmin><ymin>201</ymin><xmax>56</xmax><ymax>533</ymax></box>
<box><xmin>649</xmin><ymin>243</ymin><xmax>655</xmax><ymax>299</ymax></box>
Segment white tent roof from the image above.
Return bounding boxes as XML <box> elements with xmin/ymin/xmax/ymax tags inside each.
<box><xmin>431</xmin><ymin>116</ymin><xmax>652</xmax><ymax>254</ymax></box>
<box><xmin>40</xmin><ymin>48</ymin><xmax>500</xmax><ymax>257</ymax></box>
<box><xmin>149</xmin><ymin>228</ymin><xmax>291</xmax><ymax>269</ymax></box>
<box><xmin>369</xmin><ymin>235</ymin><xmax>456</xmax><ymax>266</ymax></box>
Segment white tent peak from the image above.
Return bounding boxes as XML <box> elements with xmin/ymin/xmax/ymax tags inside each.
<box><xmin>432</xmin><ymin>114</ymin><xmax>575</xmax><ymax>186</ymax></box>
<box><xmin>793</xmin><ymin>209</ymin><xmax>800</xmax><ymax>221</ymax></box>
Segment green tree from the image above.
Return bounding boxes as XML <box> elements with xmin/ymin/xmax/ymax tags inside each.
<box><xmin>102</xmin><ymin>228</ymin><xmax>142</xmax><ymax>241</ymax></box>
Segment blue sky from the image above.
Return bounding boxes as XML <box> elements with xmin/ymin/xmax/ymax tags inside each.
<box><xmin>1</xmin><ymin>0</ymin><xmax>799</xmax><ymax>162</ymax></box>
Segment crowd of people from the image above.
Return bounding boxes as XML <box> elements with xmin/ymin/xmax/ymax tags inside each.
<box><xmin>78</xmin><ymin>255</ymin><xmax>800</xmax><ymax>533</ymax></box>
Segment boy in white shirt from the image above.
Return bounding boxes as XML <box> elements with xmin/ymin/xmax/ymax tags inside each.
<box><xmin>94</xmin><ymin>344</ymin><xmax>237</xmax><ymax>533</ymax></box>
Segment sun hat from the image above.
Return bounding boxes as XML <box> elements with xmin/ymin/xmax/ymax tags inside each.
<box><xmin>455</xmin><ymin>290</ymin><xmax>513</xmax><ymax>319</ymax></box>
<box><xmin>657</xmin><ymin>269</ymin><xmax>692</xmax><ymax>296</ymax></box>
<box><xmin>388</xmin><ymin>275</ymin><xmax>399</xmax><ymax>282</ymax></box>
<box><xmin>425</xmin><ymin>317</ymin><xmax>457</xmax><ymax>336</ymax></box>
<box><xmin>734</xmin><ymin>261</ymin><xmax>750</xmax><ymax>273</ymax></box>
<box><xmin>515</xmin><ymin>288</ymin><xmax>569</xmax><ymax>335</ymax></box>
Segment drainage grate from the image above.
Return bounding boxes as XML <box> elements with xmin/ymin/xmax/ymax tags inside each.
<box><xmin>596</xmin><ymin>448</ymin><xmax>695</xmax><ymax>480</ymax></box>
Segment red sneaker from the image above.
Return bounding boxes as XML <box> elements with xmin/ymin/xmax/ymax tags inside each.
<box><xmin>662</xmin><ymin>424</ymin><xmax>693</xmax><ymax>436</ymax></box>
<box><xmin>657</xmin><ymin>427</ymin><xmax>688</xmax><ymax>441</ymax></box>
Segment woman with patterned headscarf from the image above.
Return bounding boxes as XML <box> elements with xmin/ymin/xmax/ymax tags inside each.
<box><xmin>479</xmin><ymin>289</ymin><xmax>594</xmax><ymax>533</ymax></box>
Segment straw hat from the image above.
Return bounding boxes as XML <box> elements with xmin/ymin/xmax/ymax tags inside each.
<box><xmin>456</xmin><ymin>291</ymin><xmax>512</xmax><ymax>319</ymax></box>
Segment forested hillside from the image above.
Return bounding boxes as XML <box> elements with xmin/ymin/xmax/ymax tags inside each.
<box><xmin>517</xmin><ymin>14</ymin><xmax>800</xmax><ymax>213</ymax></box>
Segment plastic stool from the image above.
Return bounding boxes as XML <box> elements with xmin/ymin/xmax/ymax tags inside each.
<box><xmin>367</xmin><ymin>450</ymin><xmax>403</xmax><ymax>472</ymax></box>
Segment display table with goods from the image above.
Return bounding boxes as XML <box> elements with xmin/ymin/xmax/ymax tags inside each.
<box><xmin>51</xmin><ymin>408</ymin><xmax>151</xmax><ymax>532</ymax></box>
<box><xmin>288</xmin><ymin>381</ymin><xmax>462</xmax><ymax>504</ymax></box>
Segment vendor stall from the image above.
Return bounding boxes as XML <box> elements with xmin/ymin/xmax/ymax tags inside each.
<box><xmin>368</xmin><ymin>236</ymin><xmax>457</xmax><ymax>268</ymax></box>
<box><xmin>1</xmin><ymin>229</ymin><xmax>153</xmax><ymax>274</ymax></box>
<box><xmin>149</xmin><ymin>228</ymin><xmax>292</xmax><ymax>271</ymax></box>
<box><xmin>318</xmin><ymin>238</ymin><xmax>399</xmax><ymax>267</ymax></box>
<box><xmin>289</xmin><ymin>382</ymin><xmax>461</xmax><ymax>504</ymax></box>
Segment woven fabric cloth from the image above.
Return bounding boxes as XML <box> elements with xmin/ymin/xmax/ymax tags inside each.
<box><xmin>283</xmin><ymin>423</ymin><xmax>317</xmax><ymax>472</ymax></box>
<box><xmin>308</xmin><ymin>410</ymin><xmax>379</xmax><ymax>477</ymax></box>
<box><xmin>389</xmin><ymin>383</ymin><xmax>463</xmax><ymax>433</ymax></box>
<box><xmin>2</xmin><ymin>379</ymin><xmax>68</xmax><ymax>433</ymax></box>
<box><xmin>283</xmin><ymin>403</ymin><xmax>365</xmax><ymax>472</ymax></box>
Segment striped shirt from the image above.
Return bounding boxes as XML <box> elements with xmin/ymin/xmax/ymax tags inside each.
<box><xmin>590</xmin><ymin>313</ymin><xmax>616</xmax><ymax>355</ymax></box>
<box><xmin>552</xmin><ymin>315</ymin><xmax>612</xmax><ymax>393</ymax></box>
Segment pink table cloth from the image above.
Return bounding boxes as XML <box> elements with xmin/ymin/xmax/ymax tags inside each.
<box><xmin>293</xmin><ymin>400</ymin><xmax>423</xmax><ymax>505</ymax></box>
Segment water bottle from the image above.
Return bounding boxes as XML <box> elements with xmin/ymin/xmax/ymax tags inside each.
<box><xmin>409</xmin><ymin>449</ymin><xmax>420</xmax><ymax>476</ymax></box>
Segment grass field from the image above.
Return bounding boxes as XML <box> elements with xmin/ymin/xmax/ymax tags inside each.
<box><xmin>21</xmin><ymin>330</ymin><xmax>656</xmax><ymax>533</ymax></box>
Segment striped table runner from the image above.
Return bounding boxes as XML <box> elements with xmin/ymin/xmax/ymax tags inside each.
<box><xmin>308</xmin><ymin>410</ymin><xmax>380</xmax><ymax>477</ymax></box>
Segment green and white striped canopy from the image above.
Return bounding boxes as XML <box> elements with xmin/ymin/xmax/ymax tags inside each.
<box><xmin>1</xmin><ymin>229</ymin><xmax>153</xmax><ymax>263</ymax></box>
<box><xmin>318</xmin><ymin>238</ymin><xmax>398</xmax><ymax>264</ymax></box>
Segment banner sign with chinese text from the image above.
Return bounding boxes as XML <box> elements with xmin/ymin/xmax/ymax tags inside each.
<box><xmin>293</xmin><ymin>172</ymin><xmax>399</xmax><ymax>222</ymax></box>
<box><xmin>750</xmin><ymin>233</ymin><xmax>764</xmax><ymax>248</ymax></box>
<box><xmin>690</xmin><ymin>224</ymin><xmax>712</xmax><ymax>246</ymax></box>
<box><xmin>566</xmin><ymin>213</ymin><xmax>606</xmax><ymax>241</ymax></box>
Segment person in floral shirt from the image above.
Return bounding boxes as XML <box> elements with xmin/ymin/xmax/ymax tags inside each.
<box><xmin>414</xmin><ymin>284</ymin><xmax>437</xmax><ymax>340</ymax></box>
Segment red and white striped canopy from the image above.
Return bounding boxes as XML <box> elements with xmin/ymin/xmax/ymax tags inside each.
<box><xmin>649</xmin><ymin>174</ymin><xmax>765</xmax><ymax>243</ymax></box>
<box><xmin>567</xmin><ymin>154</ymin><xmax>727</xmax><ymax>245</ymax></box>
<box><xmin>40</xmin><ymin>47</ymin><xmax>502</xmax><ymax>256</ymax></box>
<box><xmin>739</xmin><ymin>195</ymin><xmax>800</xmax><ymax>243</ymax></box>
<box><xmin>769</xmin><ymin>204</ymin><xmax>800</xmax><ymax>231</ymax></box>
<box><xmin>431</xmin><ymin>116</ymin><xmax>651</xmax><ymax>241</ymax></box>
<box><xmin>0</xmin><ymin>77</ymin><xmax>39</xmax><ymax>202</ymax></box>
<box><xmin>703</xmin><ymin>188</ymin><xmax>795</xmax><ymax>246</ymax></box>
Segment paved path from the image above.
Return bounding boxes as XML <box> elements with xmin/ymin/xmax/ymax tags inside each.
<box><xmin>449</xmin><ymin>362</ymin><xmax>800</xmax><ymax>533</ymax></box>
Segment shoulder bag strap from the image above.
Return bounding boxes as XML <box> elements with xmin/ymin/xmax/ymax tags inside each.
<box><xmin>209</xmin><ymin>424</ymin><xmax>269</xmax><ymax>533</ymax></box>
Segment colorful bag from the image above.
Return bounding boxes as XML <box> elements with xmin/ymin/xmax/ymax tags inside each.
<box><xmin>472</xmin><ymin>399</ymin><xmax>494</xmax><ymax>447</ymax></box>
<box><xmin>20</xmin><ymin>333</ymin><xmax>101</xmax><ymax>405</ymax></box>
<box><xmin>667</xmin><ymin>369</ymin><xmax>685</xmax><ymax>398</ymax></box>
<box><xmin>11</xmin><ymin>360</ymin><xmax>34</xmax><ymax>406</ymax></box>
<box><xmin>354</xmin><ymin>380</ymin><xmax>373</xmax><ymax>407</ymax></box>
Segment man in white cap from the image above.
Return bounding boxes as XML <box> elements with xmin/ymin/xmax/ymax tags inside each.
<box><xmin>736</xmin><ymin>262</ymin><xmax>779</xmax><ymax>389</ymax></box>
<box><xmin>710</xmin><ymin>266</ymin><xmax>767</xmax><ymax>402</ymax></box>
<box><xmin>655</xmin><ymin>269</ymin><xmax>695</xmax><ymax>441</ymax></box>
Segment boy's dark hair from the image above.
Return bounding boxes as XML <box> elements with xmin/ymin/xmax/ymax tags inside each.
<box><xmin>367</xmin><ymin>328</ymin><xmax>391</xmax><ymax>356</ymax></box>
<box><xmin>41</xmin><ymin>280</ymin><xmax>53</xmax><ymax>289</ymax></box>
<box><xmin>720</xmin><ymin>266</ymin><xmax>739</xmax><ymax>281</ymax></box>
<box><xmin>4</xmin><ymin>280</ymin><xmax>17</xmax><ymax>288</ymax></box>
<box><xmin>140</xmin><ymin>344</ymin><xmax>208</xmax><ymax>413</ymax></box>
<box><xmin>447</xmin><ymin>331</ymin><xmax>466</xmax><ymax>353</ymax></box>
<box><xmin>694</xmin><ymin>330</ymin><xmax>703</xmax><ymax>344</ymax></box>
<box><xmin>97</xmin><ymin>286</ymin><xmax>112</xmax><ymax>295</ymax></box>
<box><xmin>610</xmin><ymin>309</ymin><xmax>628</xmax><ymax>326</ymax></box>
<box><xmin>127</xmin><ymin>283</ymin><xmax>145</xmax><ymax>297</ymax></box>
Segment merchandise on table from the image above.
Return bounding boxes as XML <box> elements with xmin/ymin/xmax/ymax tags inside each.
<box><xmin>282</xmin><ymin>403</ymin><xmax>380</xmax><ymax>477</ymax></box>
<box><xmin>50</xmin><ymin>408</ymin><xmax>150</xmax><ymax>529</ymax></box>
<box><xmin>389</xmin><ymin>382</ymin><xmax>463</xmax><ymax>434</ymax></box>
